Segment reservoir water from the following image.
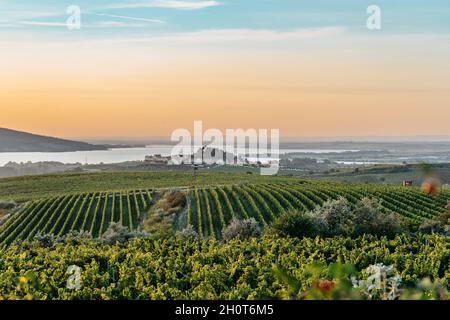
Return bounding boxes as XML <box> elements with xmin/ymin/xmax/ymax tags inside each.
<box><xmin>0</xmin><ymin>146</ymin><xmax>358</xmax><ymax>166</ymax></box>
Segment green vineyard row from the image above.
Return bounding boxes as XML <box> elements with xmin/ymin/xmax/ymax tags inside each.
<box><xmin>0</xmin><ymin>190</ymin><xmax>154</xmax><ymax>245</ymax></box>
<box><xmin>0</xmin><ymin>234</ymin><xmax>448</xmax><ymax>299</ymax></box>
<box><xmin>1</xmin><ymin>181</ymin><xmax>449</xmax><ymax>244</ymax></box>
<box><xmin>184</xmin><ymin>181</ymin><xmax>450</xmax><ymax>239</ymax></box>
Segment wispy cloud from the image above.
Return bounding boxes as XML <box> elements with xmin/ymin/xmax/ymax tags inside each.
<box><xmin>108</xmin><ymin>0</ymin><xmax>222</xmax><ymax>10</ymax></box>
<box><xmin>94</xmin><ymin>13</ymin><xmax>166</xmax><ymax>24</ymax></box>
<box><xmin>107</xmin><ymin>27</ymin><xmax>345</xmax><ymax>44</ymax></box>
<box><xmin>1</xmin><ymin>10</ymin><xmax>63</xmax><ymax>21</ymax></box>
<box><xmin>13</xmin><ymin>13</ymin><xmax>166</xmax><ymax>30</ymax></box>
<box><xmin>18</xmin><ymin>21</ymin><xmax>67</xmax><ymax>27</ymax></box>
<box><xmin>180</xmin><ymin>27</ymin><xmax>345</xmax><ymax>42</ymax></box>
<box><xmin>94</xmin><ymin>21</ymin><xmax>146</xmax><ymax>28</ymax></box>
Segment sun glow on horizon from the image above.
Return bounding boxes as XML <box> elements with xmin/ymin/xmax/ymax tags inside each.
<box><xmin>1</xmin><ymin>1</ymin><xmax>450</xmax><ymax>139</ymax></box>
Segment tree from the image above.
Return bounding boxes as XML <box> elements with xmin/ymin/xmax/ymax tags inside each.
<box><xmin>312</xmin><ymin>197</ymin><xmax>354</xmax><ymax>236</ymax></box>
<box><xmin>271</xmin><ymin>210</ymin><xmax>326</xmax><ymax>238</ymax></box>
<box><xmin>353</xmin><ymin>198</ymin><xmax>402</xmax><ymax>238</ymax></box>
<box><xmin>222</xmin><ymin>218</ymin><xmax>261</xmax><ymax>241</ymax></box>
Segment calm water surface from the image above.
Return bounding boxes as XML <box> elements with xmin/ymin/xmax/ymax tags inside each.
<box><xmin>0</xmin><ymin>146</ymin><xmax>358</xmax><ymax>166</ymax></box>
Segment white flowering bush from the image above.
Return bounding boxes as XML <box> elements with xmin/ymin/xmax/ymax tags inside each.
<box><xmin>222</xmin><ymin>218</ymin><xmax>261</xmax><ymax>241</ymax></box>
<box><xmin>352</xmin><ymin>263</ymin><xmax>402</xmax><ymax>300</ymax></box>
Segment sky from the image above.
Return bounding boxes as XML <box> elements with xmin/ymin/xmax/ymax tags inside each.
<box><xmin>1</xmin><ymin>0</ymin><xmax>450</xmax><ymax>139</ymax></box>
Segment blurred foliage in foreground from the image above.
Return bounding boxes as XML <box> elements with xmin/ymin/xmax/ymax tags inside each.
<box><xmin>0</xmin><ymin>234</ymin><xmax>448</xmax><ymax>300</ymax></box>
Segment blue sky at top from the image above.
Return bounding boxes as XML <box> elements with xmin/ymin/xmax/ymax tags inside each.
<box><xmin>0</xmin><ymin>0</ymin><xmax>449</xmax><ymax>39</ymax></box>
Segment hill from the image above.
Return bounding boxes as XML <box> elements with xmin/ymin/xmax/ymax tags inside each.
<box><xmin>1</xmin><ymin>172</ymin><xmax>449</xmax><ymax>244</ymax></box>
<box><xmin>0</xmin><ymin>128</ymin><xmax>107</xmax><ymax>152</ymax></box>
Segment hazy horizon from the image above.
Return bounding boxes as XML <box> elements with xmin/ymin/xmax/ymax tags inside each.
<box><xmin>6</xmin><ymin>126</ymin><xmax>450</xmax><ymax>144</ymax></box>
<box><xmin>77</xmin><ymin>135</ymin><xmax>450</xmax><ymax>144</ymax></box>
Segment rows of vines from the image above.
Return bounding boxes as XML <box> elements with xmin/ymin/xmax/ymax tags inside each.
<box><xmin>184</xmin><ymin>182</ymin><xmax>450</xmax><ymax>238</ymax></box>
<box><xmin>0</xmin><ymin>190</ymin><xmax>154</xmax><ymax>245</ymax></box>
<box><xmin>2</xmin><ymin>181</ymin><xmax>449</xmax><ymax>243</ymax></box>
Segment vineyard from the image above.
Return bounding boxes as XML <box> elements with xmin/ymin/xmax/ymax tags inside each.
<box><xmin>0</xmin><ymin>190</ymin><xmax>154</xmax><ymax>245</ymax></box>
<box><xmin>1</xmin><ymin>180</ymin><xmax>449</xmax><ymax>244</ymax></box>
<box><xmin>0</xmin><ymin>171</ymin><xmax>294</xmax><ymax>202</ymax></box>
<box><xmin>183</xmin><ymin>181</ymin><xmax>450</xmax><ymax>239</ymax></box>
<box><xmin>0</xmin><ymin>234</ymin><xmax>448</xmax><ymax>299</ymax></box>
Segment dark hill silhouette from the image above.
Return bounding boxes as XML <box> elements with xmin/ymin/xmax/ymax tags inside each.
<box><xmin>0</xmin><ymin>128</ymin><xmax>107</xmax><ymax>152</ymax></box>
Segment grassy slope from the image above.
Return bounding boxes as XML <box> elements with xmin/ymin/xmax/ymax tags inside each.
<box><xmin>0</xmin><ymin>171</ymin><xmax>296</xmax><ymax>201</ymax></box>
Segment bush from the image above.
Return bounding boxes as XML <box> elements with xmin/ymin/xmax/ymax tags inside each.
<box><xmin>143</xmin><ymin>189</ymin><xmax>186</xmax><ymax>238</ymax></box>
<box><xmin>0</xmin><ymin>200</ymin><xmax>16</xmax><ymax>210</ymax></box>
<box><xmin>222</xmin><ymin>218</ymin><xmax>261</xmax><ymax>241</ymax></box>
<box><xmin>62</xmin><ymin>230</ymin><xmax>93</xmax><ymax>245</ymax></box>
<box><xmin>100</xmin><ymin>222</ymin><xmax>149</xmax><ymax>245</ymax></box>
<box><xmin>312</xmin><ymin>197</ymin><xmax>353</xmax><ymax>236</ymax></box>
<box><xmin>176</xmin><ymin>225</ymin><xmax>199</xmax><ymax>240</ymax></box>
<box><xmin>271</xmin><ymin>210</ymin><xmax>326</xmax><ymax>238</ymax></box>
<box><xmin>158</xmin><ymin>189</ymin><xmax>186</xmax><ymax>212</ymax></box>
<box><xmin>273</xmin><ymin>197</ymin><xmax>403</xmax><ymax>239</ymax></box>
<box><xmin>352</xmin><ymin>198</ymin><xmax>403</xmax><ymax>238</ymax></box>
<box><xmin>419</xmin><ymin>211</ymin><xmax>450</xmax><ymax>236</ymax></box>
<box><xmin>143</xmin><ymin>208</ymin><xmax>176</xmax><ymax>239</ymax></box>
<box><xmin>419</xmin><ymin>220</ymin><xmax>447</xmax><ymax>235</ymax></box>
<box><xmin>32</xmin><ymin>233</ymin><xmax>63</xmax><ymax>248</ymax></box>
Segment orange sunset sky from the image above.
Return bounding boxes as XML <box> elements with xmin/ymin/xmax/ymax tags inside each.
<box><xmin>1</xmin><ymin>1</ymin><xmax>450</xmax><ymax>139</ymax></box>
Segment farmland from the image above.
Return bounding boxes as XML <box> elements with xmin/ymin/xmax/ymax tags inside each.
<box><xmin>0</xmin><ymin>171</ymin><xmax>294</xmax><ymax>202</ymax></box>
<box><xmin>185</xmin><ymin>182</ymin><xmax>450</xmax><ymax>239</ymax></box>
<box><xmin>0</xmin><ymin>234</ymin><xmax>448</xmax><ymax>300</ymax></box>
<box><xmin>0</xmin><ymin>171</ymin><xmax>449</xmax><ymax>300</ymax></box>
<box><xmin>0</xmin><ymin>190</ymin><xmax>154</xmax><ymax>245</ymax></box>
<box><xmin>1</xmin><ymin>178</ymin><xmax>449</xmax><ymax>244</ymax></box>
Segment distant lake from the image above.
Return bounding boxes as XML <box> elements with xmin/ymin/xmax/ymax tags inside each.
<box><xmin>0</xmin><ymin>145</ymin><xmax>358</xmax><ymax>166</ymax></box>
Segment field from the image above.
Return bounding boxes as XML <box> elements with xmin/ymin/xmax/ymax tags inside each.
<box><xmin>0</xmin><ymin>190</ymin><xmax>155</xmax><ymax>245</ymax></box>
<box><xmin>0</xmin><ymin>171</ymin><xmax>449</xmax><ymax>300</ymax></box>
<box><xmin>1</xmin><ymin>177</ymin><xmax>449</xmax><ymax>245</ymax></box>
<box><xmin>185</xmin><ymin>181</ymin><xmax>450</xmax><ymax>239</ymax></box>
<box><xmin>0</xmin><ymin>171</ymin><xmax>294</xmax><ymax>201</ymax></box>
<box><xmin>0</xmin><ymin>234</ymin><xmax>448</xmax><ymax>299</ymax></box>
